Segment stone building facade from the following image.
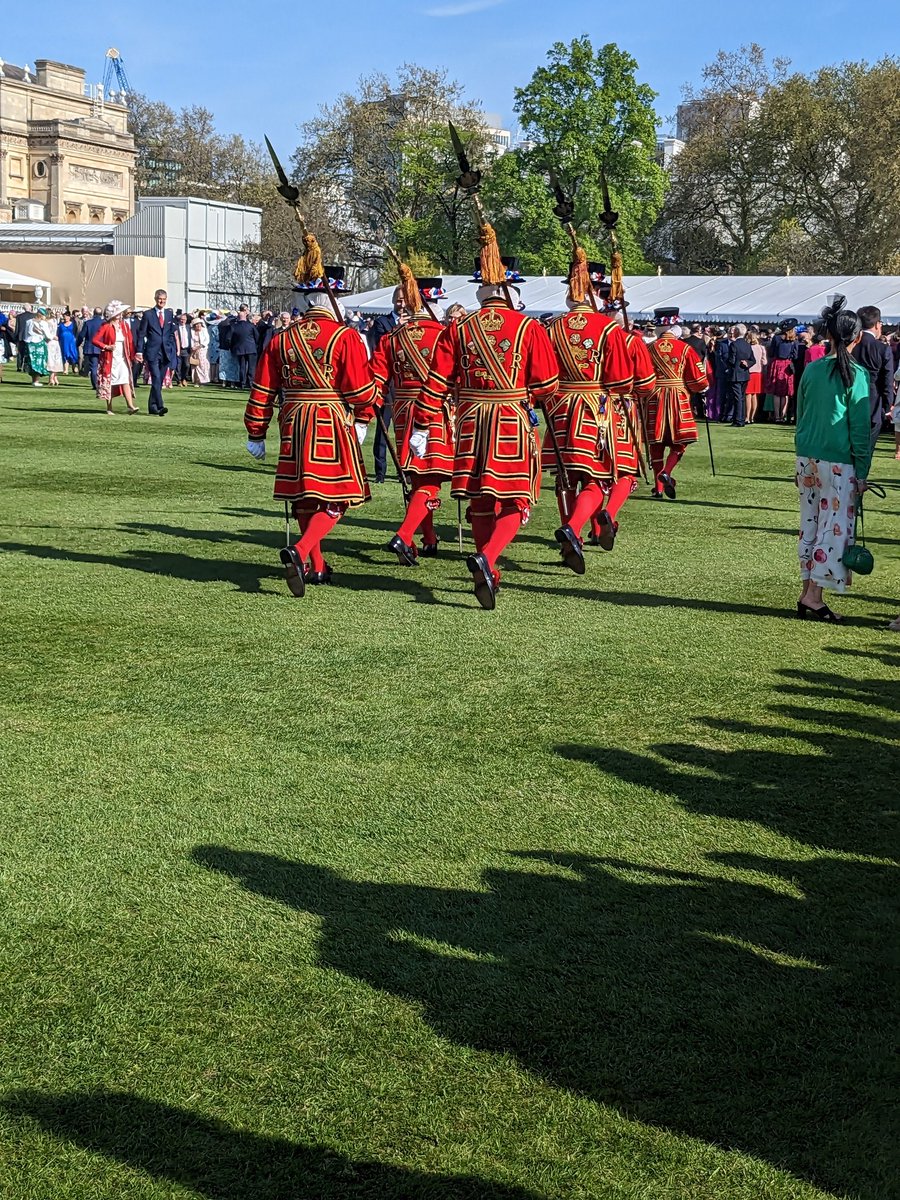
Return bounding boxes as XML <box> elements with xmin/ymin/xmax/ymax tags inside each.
<box><xmin>0</xmin><ymin>58</ymin><xmax>135</xmax><ymax>224</ymax></box>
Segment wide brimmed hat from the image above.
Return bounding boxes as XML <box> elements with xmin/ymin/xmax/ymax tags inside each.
<box><xmin>654</xmin><ymin>307</ymin><xmax>680</xmax><ymax>326</ymax></box>
<box><xmin>293</xmin><ymin>265</ymin><xmax>354</xmax><ymax>295</ymax></box>
<box><xmin>470</xmin><ymin>255</ymin><xmax>526</xmax><ymax>285</ymax></box>
<box><xmin>560</xmin><ymin>260</ymin><xmax>607</xmax><ymax>286</ymax></box>
<box><xmin>104</xmin><ymin>300</ymin><xmax>128</xmax><ymax>319</ymax></box>
<box><xmin>779</xmin><ymin>317</ymin><xmax>799</xmax><ymax>331</ymax></box>
<box><xmin>416</xmin><ymin>277</ymin><xmax>447</xmax><ymax>301</ymax></box>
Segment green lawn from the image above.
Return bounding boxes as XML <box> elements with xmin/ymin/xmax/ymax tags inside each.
<box><xmin>0</xmin><ymin>372</ymin><xmax>897</xmax><ymax>1200</ymax></box>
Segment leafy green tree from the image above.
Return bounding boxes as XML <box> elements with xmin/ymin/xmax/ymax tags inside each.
<box><xmin>765</xmin><ymin>57</ymin><xmax>900</xmax><ymax>272</ymax></box>
<box><xmin>647</xmin><ymin>45</ymin><xmax>789</xmax><ymax>274</ymax></box>
<box><xmin>293</xmin><ymin>65</ymin><xmax>487</xmax><ymax>274</ymax></box>
<box><xmin>511</xmin><ymin>37</ymin><xmax>666</xmax><ymax>272</ymax></box>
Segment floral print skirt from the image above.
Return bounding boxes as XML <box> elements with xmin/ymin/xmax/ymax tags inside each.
<box><xmin>796</xmin><ymin>456</ymin><xmax>858</xmax><ymax>593</ymax></box>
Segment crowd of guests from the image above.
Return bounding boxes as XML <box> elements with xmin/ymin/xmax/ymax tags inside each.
<box><xmin>3</xmin><ymin>298</ymin><xmax>899</xmax><ymax>455</ymax></box>
<box><xmin>624</xmin><ymin>311</ymin><xmax>900</xmax><ymax>448</ymax></box>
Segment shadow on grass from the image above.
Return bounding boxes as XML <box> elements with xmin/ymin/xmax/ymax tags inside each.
<box><xmin>503</xmin><ymin>580</ymin><xmax>892</xmax><ymax>624</ymax></box>
<box><xmin>187</xmin><ymin>843</ymin><xmax>895</xmax><ymax>1200</ymax></box>
<box><xmin>731</xmin><ymin>523</ymin><xmax>899</xmax><ymax>548</ymax></box>
<box><xmin>186</xmin><ymin>662</ymin><xmax>897</xmax><ymax>1200</ymax></box>
<box><xmin>558</xmin><ymin>664</ymin><xmax>899</xmax><ymax>856</ymax></box>
<box><xmin>2</xmin><ymin>1092</ymin><xmax>541</xmax><ymax>1199</ymax></box>
<box><xmin>4</xmin><ymin>405</ymin><xmax>108</xmax><ymax>415</ymax></box>
<box><xmin>0</xmin><ymin>541</ymin><xmax>279</xmax><ymax>594</ymax></box>
<box><xmin>193</xmin><ymin>460</ymin><xmax>277</xmax><ymax>475</ymax></box>
<box><xmin>0</xmin><ymin>540</ymin><xmax>467</xmax><ymax>605</ymax></box>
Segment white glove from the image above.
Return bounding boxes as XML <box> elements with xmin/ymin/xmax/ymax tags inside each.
<box><xmin>354</xmin><ymin>421</ymin><xmax>368</xmax><ymax>445</ymax></box>
<box><xmin>408</xmin><ymin>428</ymin><xmax>428</xmax><ymax>459</ymax></box>
<box><xmin>246</xmin><ymin>438</ymin><xmax>266</xmax><ymax>460</ymax></box>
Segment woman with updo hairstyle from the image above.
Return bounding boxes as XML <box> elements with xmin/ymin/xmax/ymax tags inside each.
<box><xmin>794</xmin><ymin>295</ymin><xmax>871</xmax><ymax>622</ymax></box>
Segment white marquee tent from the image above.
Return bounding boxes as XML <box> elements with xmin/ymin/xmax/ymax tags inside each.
<box><xmin>353</xmin><ymin>274</ymin><xmax>900</xmax><ymax>324</ymax></box>
<box><xmin>0</xmin><ymin>264</ymin><xmax>52</xmax><ymax>303</ymax></box>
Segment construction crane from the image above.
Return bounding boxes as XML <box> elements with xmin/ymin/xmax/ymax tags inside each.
<box><xmin>102</xmin><ymin>48</ymin><xmax>132</xmax><ymax>99</ymax></box>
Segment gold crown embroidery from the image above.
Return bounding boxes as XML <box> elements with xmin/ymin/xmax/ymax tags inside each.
<box><xmin>568</xmin><ymin>312</ymin><xmax>588</xmax><ymax>331</ymax></box>
<box><xmin>407</xmin><ymin>326</ymin><xmax>425</xmax><ymax>342</ymax></box>
<box><xmin>479</xmin><ymin>309</ymin><xmax>503</xmax><ymax>332</ymax></box>
<box><xmin>300</xmin><ymin>321</ymin><xmax>320</xmax><ymax>340</ymax></box>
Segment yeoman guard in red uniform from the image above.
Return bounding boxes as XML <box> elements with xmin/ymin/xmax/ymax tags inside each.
<box><xmin>244</xmin><ymin>244</ymin><xmax>376</xmax><ymax>598</ymax></box>
<box><xmin>544</xmin><ymin>257</ymin><xmax>634</xmax><ymax>573</ymax></box>
<box><xmin>416</xmin><ymin>238</ymin><xmax>558</xmax><ymax>610</ymax></box>
<box><xmin>371</xmin><ymin>265</ymin><xmax>454</xmax><ymax>565</ymax></box>
<box><xmin>645</xmin><ymin>306</ymin><xmax>707</xmax><ymax>500</ymax></box>
<box><xmin>584</xmin><ymin>287</ymin><xmax>658</xmax><ymax>546</ymax></box>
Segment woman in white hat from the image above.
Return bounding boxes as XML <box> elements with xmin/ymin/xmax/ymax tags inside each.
<box><xmin>190</xmin><ymin>315</ymin><xmax>210</xmax><ymax>385</ymax></box>
<box><xmin>93</xmin><ymin>300</ymin><xmax>139</xmax><ymax>415</ymax></box>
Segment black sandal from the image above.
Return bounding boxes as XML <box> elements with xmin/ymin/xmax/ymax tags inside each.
<box><xmin>797</xmin><ymin>600</ymin><xmax>843</xmax><ymax>623</ymax></box>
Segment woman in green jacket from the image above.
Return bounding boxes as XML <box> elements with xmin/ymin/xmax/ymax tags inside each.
<box><xmin>794</xmin><ymin>296</ymin><xmax>871</xmax><ymax>623</ymax></box>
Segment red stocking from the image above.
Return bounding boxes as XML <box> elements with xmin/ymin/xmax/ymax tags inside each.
<box><xmin>396</xmin><ymin>487</ymin><xmax>432</xmax><ymax>545</ymax></box>
<box><xmin>296</xmin><ymin>507</ymin><xmax>340</xmax><ymax>564</ymax></box>
<box><xmin>481</xmin><ymin>502</ymin><xmax>522</xmax><ymax>571</ymax></box>
<box><xmin>291</xmin><ymin>506</ymin><xmax>313</xmax><ymax>553</ymax></box>
<box><xmin>420</xmin><ymin>509</ymin><xmax>437</xmax><ymax>547</ymax></box>
<box><xmin>469</xmin><ymin>498</ymin><xmax>496</xmax><ymax>551</ymax></box>
<box><xmin>605</xmin><ymin>476</ymin><xmax>637</xmax><ymax>523</ymax></box>
<box><xmin>650</xmin><ymin>447</ymin><xmax>665</xmax><ymax>492</ymax></box>
<box><xmin>663</xmin><ymin>445</ymin><xmax>686</xmax><ymax>478</ymax></box>
<box><xmin>566</xmin><ymin>482</ymin><xmax>605</xmax><ymax>538</ymax></box>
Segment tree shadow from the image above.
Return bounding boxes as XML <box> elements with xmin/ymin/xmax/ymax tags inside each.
<box><xmin>502</xmin><ymin>581</ymin><xmax>889</xmax><ymax>625</ymax></box>
<box><xmin>4</xmin><ymin>406</ymin><xmax>108</xmax><ymax>416</ymax></box>
<box><xmin>3</xmin><ymin>1091</ymin><xmax>541</xmax><ymax>1199</ymax></box>
<box><xmin>0</xmin><ymin>538</ymin><xmax>469</xmax><ymax>606</ymax></box>
<box><xmin>557</xmin><ymin>664</ymin><xmax>899</xmax><ymax>857</ymax></box>
<box><xmin>731</xmin><ymin>523</ymin><xmax>899</xmax><ymax>548</ymax></box>
<box><xmin>0</xmin><ymin>541</ymin><xmax>279</xmax><ymax>595</ymax></box>
<box><xmin>188</xmin><ymin>837</ymin><xmax>896</xmax><ymax>1200</ymax></box>
<box><xmin>193</xmin><ymin>460</ymin><xmax>276</xmax><ymax>475</ymax></box>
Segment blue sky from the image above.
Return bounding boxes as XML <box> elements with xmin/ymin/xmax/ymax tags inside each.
<box><xmin>3</xmin><ymin>1</ymin><xmax>891</xmax><ymax>150</ymax></box>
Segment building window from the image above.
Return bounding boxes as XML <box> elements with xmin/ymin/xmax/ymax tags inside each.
<box><xmin>65</xmin><ymin>205</ymin><xmax>82</xmax><ymax>223</ymax></box>
<box><xmin>9</xmin><ymin>157</ymin><xmax>24</xmax><ymax>179</ymax></box>
<box><xmin>33</xmin><ymin>160</ymin><xmax>48</xmax><ymax>180</ymax></box>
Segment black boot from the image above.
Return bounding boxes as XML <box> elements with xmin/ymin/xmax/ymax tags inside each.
<box><xmin>279</xmin><ymin>546</ymin><xmax>306</xmax><ymax>598</ymax></box>
<box><xmin>465</xmin><ymin>552</ymin><xmax>496</xmax><ymax>610</ymax></box>
<box><xmin>659</xmin><ymin>472</ymin><xmax>677</xmax><ymax>500</ymax></box>
<box><xmin>554</xmin><ymin>524</ymin><xmax>586</xmax><ymax>574</ymax></box>
<box><xmin>306</xmin><ymin>563</ymin><xmax>334</xmax><ymax>585</ymax></box>
<box><xmin>596</xmin><ymin>510</ymin><xmax>617</xmax><ymax>551</ymax></box>
<box><xmin>386</xmin><ymin>534</ymin><xmax>418</xmax><ymax>567</ymax></box>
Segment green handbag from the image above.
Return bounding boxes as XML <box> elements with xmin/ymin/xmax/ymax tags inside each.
<box><xmin>841</xmin><ymin>488</ymin><xmax>883</xmax><ymax>575</ymax></box>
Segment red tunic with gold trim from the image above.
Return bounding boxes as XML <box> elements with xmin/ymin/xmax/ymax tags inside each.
<box><xmin>244</xmin><ymin>314</ymin><xmax>376</xmax><ymax>505</ymax></box>
<box><xmin>609</xmin><ymin>330</ymin><xmax>657</xmax><ymax>476</ymax></box>
<box><xmin>645</xmin><ymin>334</ymin><xmax>706</xmax><ymax>446</ymax></box>
<box><xmin>371</xmin><ymin>316</ymin><xmax>452</xmax><ymax>479</ymax></box>
<box><xmin>542</xmin><ymin>306</ymin><xmax>632</xmax><ymax>482</ymax></box>
<box><xmin>417</xmin><ymin>298</ymin><xmax>558</xmax><ymax>503</ymax></box>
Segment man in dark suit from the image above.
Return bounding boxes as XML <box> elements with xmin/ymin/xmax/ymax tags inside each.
<box><xmin>129</xmin><ymin>310</ymin><xmax>144</xmax><ymax>387</ymax></box>
<box><xmin>135</xmin><ymin>289</ymin><xmax>178</xmax><ymax>415</ymax></box>
<box><xmin>853</xmin><ymin>305</ymin><xmax>892</xmax><ymax>446</ymax></box>
<box><xmin>366</xmin><ymin>287</ymin><xmax>408</xmax><ymax>482</ymax></box>
<box><xmin>77</xmin><ymin>307</ymin><xmax>104</xmax><ymax>393</ymax></box>
<box><xmin>722</xmin><ymin>323</ymin><xmax>754</xmax><ymax>427</ymax></box>
<box><xmin>230</xmin><ymin>306</ymin><xmax>258</xmax><ymax>390</ymax></box>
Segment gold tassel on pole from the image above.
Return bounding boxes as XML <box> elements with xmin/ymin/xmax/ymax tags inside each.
<box><xmin>398</xmin><ymin>261</ymin><xmax>422</xmax><ymax>313</ymax></box>
<box><xmin>294</xmin><ymin>231</ymin><xmax>325</xmax><ymax>285</ymax></box>
<box><xmin>609</xmin><ymin>249</ymin><xmax>624</xmax><ymax>302</ymax></box>
<box><xmin>479</xmin><ymin>222</ymin><xmax>506</xmax><ymax>285</ymax></box>
<box><xmin>568</xmin><ymin>245</ymin><xmax>590</xmax><ymax>304</ymax></box>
